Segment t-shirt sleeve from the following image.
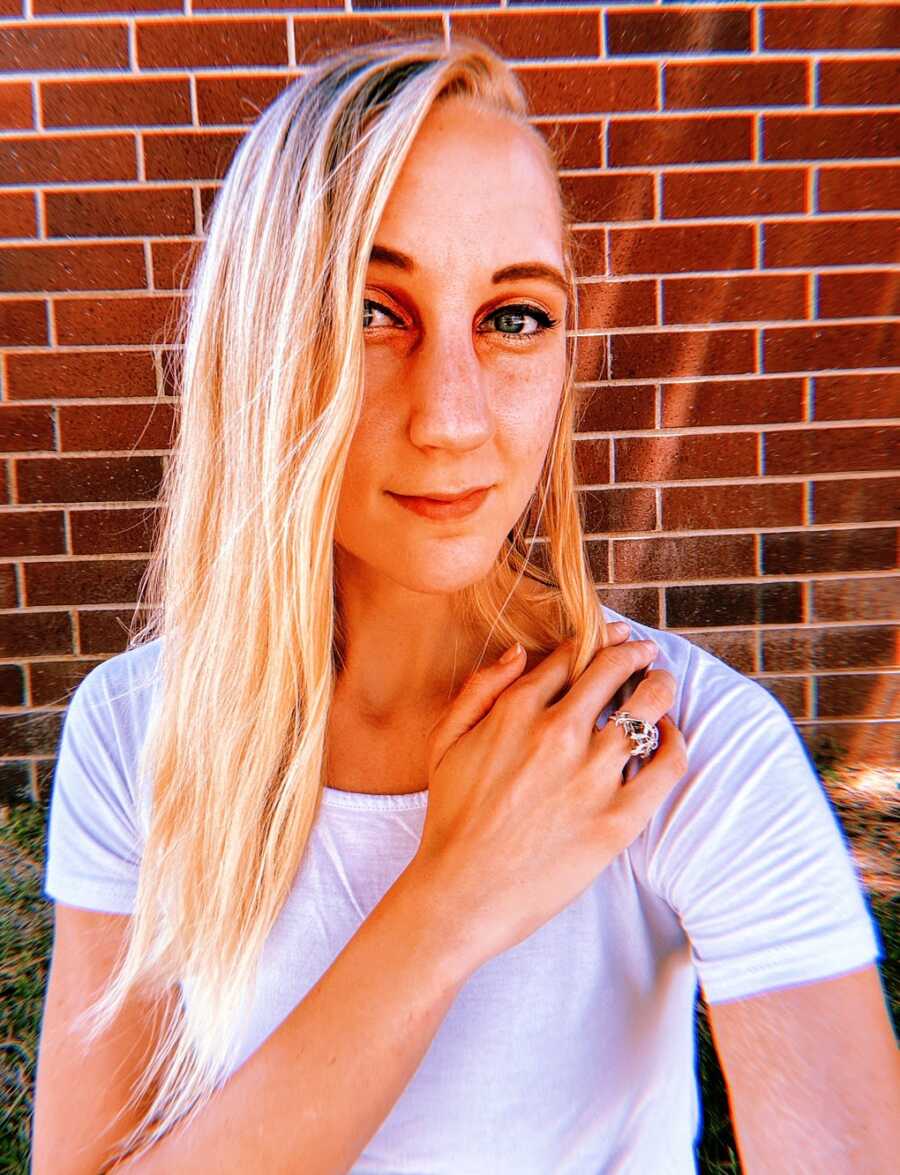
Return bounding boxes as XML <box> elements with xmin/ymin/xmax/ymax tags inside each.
<box><xmin>43</xmin><ymin>664</ymin><xmax>142</xmax><ymax>915</ymax></box>
<box><xmin>642</xmin><ymin>642</ymin><xmax>884</xmax><ymax>1005</ymax></box>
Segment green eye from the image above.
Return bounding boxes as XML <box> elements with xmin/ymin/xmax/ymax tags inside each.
<box><xmin>485</xmin><ymin>304</ymin><xmax>558</xmax><ymax>337</ymax></box>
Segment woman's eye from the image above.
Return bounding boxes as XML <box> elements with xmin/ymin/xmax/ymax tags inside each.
<box><xmin>482</xmin><ymin>304</ymin><xmax>559</xmax><ymax>340</ymax></box>
<box><xmin>361</xmin><ymin>299</ymin><xmax>559</xmax><ymax>341</ymax></box>
<box><xmin>362</xmin><ymin>299</ymin><xmax>398</xmax><ymax>330</ymax></box>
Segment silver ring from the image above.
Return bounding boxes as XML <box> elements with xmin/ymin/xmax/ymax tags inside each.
<box><xmin>609</xmin><ymin>710</ymin><xmax>659</xmax><ymax>759</ymax></box>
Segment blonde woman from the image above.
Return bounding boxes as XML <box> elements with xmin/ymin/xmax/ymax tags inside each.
<box><xmin>32</xmin><ymin>36</ymin><xmax>896</xmax><ymax>1175</ymax></box>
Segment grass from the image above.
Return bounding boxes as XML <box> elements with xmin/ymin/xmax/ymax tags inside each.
<box><xmin>1</xmin><ymin>767</ymin><xmax>896</xmax><ymax>1174</ymax></box>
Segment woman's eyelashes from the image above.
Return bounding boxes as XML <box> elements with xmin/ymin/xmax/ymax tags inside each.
<box><xmin>362</xmin><ymin>298</ymin><xmax>560</xmax><ymax>343</ymax></box>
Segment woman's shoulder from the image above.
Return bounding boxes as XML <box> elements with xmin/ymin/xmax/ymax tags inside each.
<box><xmin>64</xmin><ymin>637</ymin><xmax>165</xmax><ymax>779</ymax></box>
<box><xmin>74</xmin><ymin>635</ymin><xmax>164</xmax><ymax>706</ymax></box>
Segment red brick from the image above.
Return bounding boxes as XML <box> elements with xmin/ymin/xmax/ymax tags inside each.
<box><xmin>611</xmin><ymin>223</ymin><xmax>754</xmax><ymax>275</ymax></box>
<box><xmin>818</xmin><ymin>270</ymin><xmax>900</xmax><ymax>321</ymax></box>
<box><xmin>574</xmin><ymin>333</ymin><xmax>609</xmax><ymax>383</ymax></box>
<box><xmin>599</xmin><ymin>586</ymin><xmax>660</xmax><ymax>628</ymax></box>
<box><xmin>609</xmin><ymin>114</ymin><xmax>751</xmax><ymax>167</ymax></box>
<box><xmin>0</xmin><ymin>81</ymin><xmax>33</xmax><ymax>131</ymax></box>
<box><xmin>667</xmin><ymin>581</ymin><xmax>802</xmax><ymax>629</ymax></box>
<box><xmin>28</xmin><ymin>658</ymin><xmax>96</xmax><ymax>708</ymax></box>
<box><xmin>662</xmin><ymin>482</ymin><xmax>804</xmax><ymax>530</ymax></box>
<box><xmin>765</xmin><ymin>426</ymin><xmax>898</xmax><ymax>476</ymax></box>
<box><xmin>196</xmin><ymin>73</ymin><xmax>293</xmax><ymax>127</ymax></box>
<box><xmin>54</xmin><ymin>295</ymin><xmax>182</xmax><ymax>347</ymax></box>
<box><xmin>59</xmin><ymin>402</ymin><xmax>174</xmax><ymax>452</ymax></box>
<box><xmin>45</xmin><ymin>187</ymin><xmax>195</xmax><ymax>239</ymax></box>
<box><xmin>664</xmin><ymin>273</ymin><xmax>807</xmax><ymax>326</ymax></box>
<box><xmin>817</xmin><ymin>166</ymin><xmax>900</xmax><ymax>213</ymax></box>
<box><xmin>765</xmin><ymin>218</ymin><xmax>899</xmax><ymax>269</ymax></box>
<box><xmin>450</xmin><ymin>12</ymin><xmax>598</xmax><ymax>59</ymax></box>
<box><xmin>817</xmin><ymin>673</ymin><xmax>900</xmax><ymax>719</ymax></box>
<box><xmin>0</xmin><ymin>663</ymin><xmax>25</xmax><ymax>706</ymax></box>
<box><xmin>685</xmin><ymin>629</ymin><xmax>757</xmax><ymax>674</ymax></box>
<box><xmin>661</xmin><ymin>378</ymin><xmax>804</xmax><ymax>428</ymax></box>
<box><xmin>761</xmin><ymin>626</ymin><xmax>898</xmax><ymax>673</ymax></box>
<box><xmin>37</xmin><ymin>0</ymin><xmax>180</xmax><ymax>10</ymax></box>
<box><xmin>663</xmin><ymin>167</ymin><xmax>807</xmax><ymax>219</ymax></box>
<box><xmin>0</xmin><ymin>404</ymin><xmax>54</xmax><ymax>452</ymax></box>
<box><xmin>813</xmin><ymin>478</ymin><xmax>900</xmax><ymax>525</ymax></box>
<box><xmin>763</xmin><ymin>4</ymin><xmax>899</xmax><ymax>51</ymax></box>
<box><xmin>0</xmin><ymin>242</ymin><xmax>146</xmax><ymax>293</ymax></box>
<box><xmin>0</xmin><ymin>563</ymin><xmax>16</xmax><ymax>607</ymax></box>
<box><xmin>70</xmin><ymin>506</ymin><xmax>159</xmax><ymax>555</ymax></box>
<box><xmin>137</xmin><ymin>19</ymin><xmax>288</xmax><ymax>69</ymax></box>
<box><xmin>295</xmin><ymin>16</ymin><xmax>444</xmax><ymax>65</ymax></box>
<box><xmin>42</xmin><ymin>77</ymin><xmax>191</xmax><ymax>129</ymax></box>
<box><xmin>764</xmin><ymin>322</ymin><xmax>899</xmax><ymax>374</ymax></box>
<box><xmin>758</xmin><ymin>675</ymin><xmax>809</xmax><ymax>719</ymax></box>
<box><xmin>606</xmin><ymin>8</ymin><xmax>751</xmax><ymax>56</ymax></box>
<box><xmin>561</xmin><ymin>174</ymin><xmax>654</xmax><ymax>224</ymax></box>
<box><xmin>665</xmin><ymin>59</ymin><xmax>808</xmax><ymax>109</ymax></box>
<box><xmin>0</xmin><ymin>509</ymin><xmax>65</xmax><ymax>558</ymax></box>
<box><xmin>538</xmin><ymin>120</ymin><xmax>602</xmax><ymax>170</ymax></box>
<box><xmin>581</xmin><ymin>487</ymin><xmax>656</xmax><ymax>533</ymax></box>
<box><xmin>578</xmin><ymin>384</ymin><xmax>655</xmax><ymax>433</ymax></box>
<box><xmin>151</xmin><ymin>240</ymin><xmax>201</xmax><ymax>292</ymax></box>
<box><xmin>577</xmin><ymin>280</ymin><xmax>656</xmax><ymax>330</ymax></box>
<box><xmin>16</xmin><ymin>455</ymin><xmax>163</xmax><ymax>505</ymax></box>
<box><xmin>813</xmin><ymin>373</ymin><xmax>900</xmax><ymax>421</ymax></box>
<box><xmin>0</xmin><ymin>134</ymin><xmax>136</xmax><ymax>185</ymax></box>
<box><xmin>764</xmin><ymin>113</ymin><xmax>900</xmax><ymax>162</ymax></box>
<box><xmin>613</xmin><ymin>533</ymin><xmax>754</xmax><ymax>583</ymax></box>
<box><xmin>818</xmin><ymin>58</ymin><xmax>900</xmax><ymax>107</ymax></box>
<box><xmin>0</xmin><ymin>611</ymin><xmax>72</xmax><ymax>658</ymax></box>
<box><xmin>0</xmin><ymin>22</ymin><xmax>128</xmax><ymax>72</ymax></box>
<box><xmin>585</xmin><ymin>539</ymin><xmax>610</xmax><ymax>583</ymax></box>
<box><xmin>762</xmin><ymin>528</ymin><xmax>897</xmax><ymax>576</ymax></box>
<box><xmin>25</xmin><ymin>557</ymin><xmax>147</xmax><ymax>607</ymax></box>
<box><xmin>0</xmin><ymin>300</ymin><xmax>47</xmax><ymax>347</ymax></box>
<box><xmin>616</xmin><ymin>432</ymin><xmax>758</xmax><ymax>482</ymax></box>
<box><xmin>5</xmin><ymin>350</ymin><xmax>156</xmax><ymax>400</ymax></box>
<box><xmin>515</xmin><ymin>63</ymin><xmax>657</xmax><ymax>117</ymax></box>
<box><xmin>573</xmin><ymin>437</ymin><xmax>610</xmax><ymax>486</ymax></box>
<box><xmin>143</xmin><ymin>130</ymin><xmax>244</xmax><ymax>182</ymax></box>
<box><xmin>0</xmin><ymin>191</ymin><xmax>36</xmax><ymax>238</ymax></box>
<box><xmin>79</xmin><ymin>607</ymin><xmax>153</xmax><ymax>655</ymax></box>
<box><xmin>612</xmin><ymin>328</ymin><xmax>755</xmax><ymax>381</ymax></box>
<box><xmin>813</xmin><ymin>578</ymin><xmax>900</xmax><ymax>622</ymax></box>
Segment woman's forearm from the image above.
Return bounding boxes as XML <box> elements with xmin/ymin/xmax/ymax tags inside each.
<box><xmin>107</xmin><ymin>864</ymin><xmax>475</xmax><ymax>1175</ymax></box>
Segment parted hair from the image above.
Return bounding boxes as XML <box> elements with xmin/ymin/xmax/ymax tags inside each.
<box><xmin>71</xmin><ymin>34</ymin><xmax>608</xmax><ymax>1167</ymax></box>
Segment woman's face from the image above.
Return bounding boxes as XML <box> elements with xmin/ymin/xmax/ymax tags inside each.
<box><xmin>334</xmin><ymin>96</ymin><xmax>568</xmax><ymax>596</ymax></box>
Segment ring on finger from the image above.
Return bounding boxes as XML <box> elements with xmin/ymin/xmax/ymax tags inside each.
<box><xmin>607</xmin><ymin>710</ymin><xmax>659</xmax><ymax>758</ymax></box>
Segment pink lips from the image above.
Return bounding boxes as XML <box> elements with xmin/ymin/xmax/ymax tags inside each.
<box><xmin>387</xmin><ymin>486</ymin><xmax>492</xmax><ymax>520</ymax></box>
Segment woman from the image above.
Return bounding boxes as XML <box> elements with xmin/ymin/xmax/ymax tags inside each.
<box><xmin>33</xmin><ymin>36</ymin><xmax>893</xmax><ymax>1175</ymax></box>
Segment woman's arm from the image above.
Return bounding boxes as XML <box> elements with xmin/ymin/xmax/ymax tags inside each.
<box><xmin>107</xmin><ymin>863</ymin><xmax>474</xmax><ymax>1175</ymax></box>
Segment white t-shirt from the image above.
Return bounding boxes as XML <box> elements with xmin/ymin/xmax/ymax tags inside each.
<box><xmin>43</xmin><ymin>612</ymin><xmax>884</xmax><ymax>1174</ymax></box>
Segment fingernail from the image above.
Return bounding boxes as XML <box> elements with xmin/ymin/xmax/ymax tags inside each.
<box><xmin>499</xmin><ymin>642</ymin><xmax>522</xmax><ymax>665</ymax></box>
<box><xmin>610</xmin><ymin>621</ymin><xmax>630</xmax><ymax>637</ymax></box>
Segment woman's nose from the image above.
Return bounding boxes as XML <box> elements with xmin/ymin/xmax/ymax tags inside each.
<box><xmin>406</xmin><ymin>330</ymin><xmax>495</xmax><ymax>452</ymax></box>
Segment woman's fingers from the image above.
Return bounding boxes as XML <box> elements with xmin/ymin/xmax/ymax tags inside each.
<box><xmin>606</xmin><ymin>716</ymin><xmax>688</xmax><ymax>843</ymax></box>
<box><xmin>592</xmin><ymin>668</ymin><xmax>676</xmax><ymax>767</ymax></box>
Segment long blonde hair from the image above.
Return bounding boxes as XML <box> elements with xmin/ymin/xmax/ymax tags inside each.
<box><xmin>74</xmin><ymin>34</ymin><xmax>608</xmax><ymax>1166</ymax></box>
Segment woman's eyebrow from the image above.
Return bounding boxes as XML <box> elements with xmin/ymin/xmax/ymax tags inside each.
<box><xmin>369</xmin><ymin>243</ymin><xmax>567</xmax><ymax>297</ymax></box>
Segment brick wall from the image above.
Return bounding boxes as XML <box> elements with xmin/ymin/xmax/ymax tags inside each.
<box><xmin>0</xmin><ymin>2</ymin><xmax>897</xmax><ymax>804</ymax></box>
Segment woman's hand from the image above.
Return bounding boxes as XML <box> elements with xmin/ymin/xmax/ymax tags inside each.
<box><xmin>408</xmin><ymin>623</ymin><xmax>688</xmax><ymax>974</ymax></box>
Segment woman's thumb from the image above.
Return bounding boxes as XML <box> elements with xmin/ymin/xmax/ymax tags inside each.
<box><xmin>427</xmin><ymin>644</ymin><xmax>525</xmax><ymax>767</ymax></box>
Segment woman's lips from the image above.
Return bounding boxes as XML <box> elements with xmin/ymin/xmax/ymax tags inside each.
<box><xmin>386</xmin><ymin>486</ymin><xmax>491</xmax><ymax>520</ymax></box>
